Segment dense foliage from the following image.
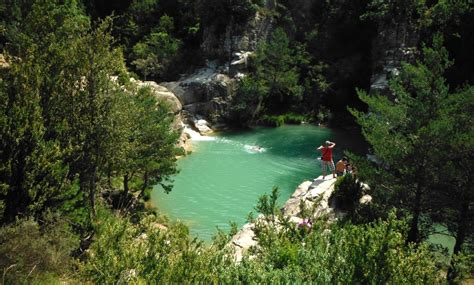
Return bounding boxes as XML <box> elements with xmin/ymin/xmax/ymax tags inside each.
<box><xmin>0</xmin><ymin>0</ymin><xmax>180</xmax><ymax>241</ymax></box>
<box><xmin>0</xmin><ymin>0</ymin><xmax>472</xmax><ymax>283</ymax></box>
<box><xmin>330</xmin><ymin>174</ymin><xmax>365</xmax><ymax>213</ymax></box>
<box><xmin>78</xmin><ymin>193</ymin><xmax>442</xmax><ymax>284</ymax></box>
<box><xmin>350</xmin><ymin>35</ymin><xmax>474</xmax><ymax>281</ymax></box>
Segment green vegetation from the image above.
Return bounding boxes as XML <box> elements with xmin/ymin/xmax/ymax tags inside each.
<box><xmin>259</xmin><ymin>113</ymin><xmax>306</xmax><ymax>127</ymax></box>
<box><xmin>330</xmin><ymin>174</ymin><xmax>365</xmax><ymax>213</ymax></box>
<box><xmin>350</xmin><ymin>35</ymin><xmax>474</xmax><ymax>281</ymax></box>
<box><xmin>78</xmin><ymin>191</ymin><xmax>443</xmax><ymax>284</ymax></box>
<box><xmin>0</xmin><ymin>0</ymin><xmax>472</xmax><ymax>283</ymax></box>
<box><xmin>0</xmin><ymin>0</ymin><xmax>179</xmax><ymax>267</ymax></box>
<box><xmin>228</xmin><ymin>28</ymin><xmax>318</xmax><ymax>126</ymax></box>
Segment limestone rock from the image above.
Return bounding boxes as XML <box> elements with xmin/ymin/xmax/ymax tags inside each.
<box><xmin>161</xmin><ymin>63</ymin><xmax>234</xmax><ymax>124</ymax></box>
<box><xmin>133</xmin><ymin>80</ymin><xmax>182</xmax><ymax>114</ymax></box>
<box><xmin>231</xmin><ymin>51</ymin><xmax>253</xmax><ymax>67</ymax></box>
<box><xmin>230</xmin><ymin>222</ymin><xmax>257</xmax><ymax>263</ymax></box>
<box><xmin>201</xmin><ymin>1</ymin><xmax>274</xmax><ymax>61</ymax></box>
<box><xmin>291</xmin><ymin>180</ymin><xmax>313</xmax><ymax>198</ymax></box>
<box><xmin>193</xmin><ymin>119</ymin><xmax>213</xmax><ymax>135</ymax></box>
<box><xmin>359</xmin><ymin>194</ymin><xmax>372</xmax><ymax>205</ymax></box>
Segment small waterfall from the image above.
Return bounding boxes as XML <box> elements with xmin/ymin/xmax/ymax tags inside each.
<box><xmin>184</xmin><ymin>125</ymin><xmax>215</xmax><ymax>141</ymax></box>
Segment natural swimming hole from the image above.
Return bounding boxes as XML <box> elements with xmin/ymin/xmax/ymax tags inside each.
<box><xmin>152</xmin><ymin>125</ymin><xmax>366</xmax><ymax>241</ymax></box>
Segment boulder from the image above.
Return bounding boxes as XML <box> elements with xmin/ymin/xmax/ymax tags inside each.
<box><xmin>161</xmin><ymin>62</ymin><xmax>234</xmax><ymax>124</ymax></box>
<box><xmin>193</xmin><ymin>119</ymin><xmax>213</xmax><ymax>135</ymax></box>
<box><xmin>133</xmin><ymin>80</ymin><xmax>182</xmax><ymax>114</ymax></box>
<box><xmin>230</xmin><ymin>222</ymin><xmax>258</xmax><ymax>263</ymax></box>
<box><xmin>291</xmin><ymin>180</ymin><xmax>313</xmax><ymax>198</ymax></box>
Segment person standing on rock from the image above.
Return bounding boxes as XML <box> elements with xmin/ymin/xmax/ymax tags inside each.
<box><xmin>317</xmin><ymin>141</ymin><xmax>336</xmax><ymax>179</ymax></box>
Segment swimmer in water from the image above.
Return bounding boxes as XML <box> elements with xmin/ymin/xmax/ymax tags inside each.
<box><xmin>250</xmin><ymin>145</ymin><xmax>263</xmax><ymax>152</ymax></box>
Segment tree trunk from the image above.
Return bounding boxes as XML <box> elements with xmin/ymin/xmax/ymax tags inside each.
<box><xmin>138</xmin><ymin>171</ymin><xmax>149</xmax><ymax>200</ymax></box>
<box><xmin>4</xmin><ymin>148</ymin><xmax>28</xmax><ymax>223</ymax></box>
<box><xmin>89</xmin><ymin>171</ymin><xmax>96</xmax><ymax>218</ymax></box>
<box><xmin>107</xmin><ymin>168</ymin><xmax>112</xmax><ymax>189</ymax></box>
<box><xmin>407</xmin><ymin>183</ymin><xmax>422</xmax><ymax>243</ymax></box>
<box><xmin>80</xmin><ymin>167</ymin><xmax>96</xmax><ymax>219</ymax></box>
<box><xmin>447</xmin><ymin>184</ymin><xmax>471</xmax><ymax>282</ymax></box>
<box><xmin>123</xmin><ymin>173</ymin><xmax>129</xmax><ymax>196</ymax></box>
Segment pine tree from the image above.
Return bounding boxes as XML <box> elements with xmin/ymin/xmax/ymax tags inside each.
<box><xmin>0</xmin><ymin>48</ymin><xmax>67</xmax><ymax>223</ymax></box>
<box><xmin>351</xmin><ymin>35</ymin><xmax>452</xmax><ymax>243</ymax></box>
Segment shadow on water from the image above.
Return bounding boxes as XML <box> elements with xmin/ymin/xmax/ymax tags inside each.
<box><xmin>224</xmin><ymin>125</ymin><xmax>368</xmax><ymax>160</ymax></box>
<box><xmin>223</xmin><ymin>125</ymin><xmax>331</xmax><ymax>159</ymax></box>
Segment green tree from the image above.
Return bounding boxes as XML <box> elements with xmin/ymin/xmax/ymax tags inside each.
<box><xmin>256</xmin><ymin>28</ymin><xmax>303</xmax><ymax>112</ymax></box>
<box><xmin>424</xmin><ymin>85</ymin><xmax>473</xmax><ymax>280</ymax></box>
<box><xmin>131</xmin><ymin>15</ymin><xmax>181</xmax><ymax>80</ymax></box>
<box><xmin>351</xmin><ymin>35</ymin><xmax>454</xmax><ymax>243</ymax></box>
<box><xmin>228</xmin><ymin>75</ymin><xmax>268</xmax><ymax>126</ymax></box>
<box><xmin>0</xmin><ymin>0</ymin><xmax>91</xmax><ymax>223</ymax></box>
<box><xmin>0</xmin><ymin>51</ymin><xmax>68</xmax><ymax>223</ymax></box>
<box><xmin>229</xmin><ymin>28</ymin><xmax>304</xmax><ymax>125</ymax></box>
<box><xmin>112</xmin><ymin>85</ymin><xmax>180</xmax><ymax>208</ymax></box>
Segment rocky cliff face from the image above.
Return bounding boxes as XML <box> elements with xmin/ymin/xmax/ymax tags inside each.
<box><xmin>200</xmin><ymin>0</ymin><xmax>275</xmax><ymax>64</ymax></box>
<box><xmin>369</xmin><ymin>17</ymin><xmax>419</xmax><ymax>96</ymax></box>
<box><xmin>159</xmin><ymin>1</ymin><xmax>276</xmax><ymax>131</ymax></box>
<box><xmin>160</xmin><ymin>61</ymin><xmax>234</xmax><ymax>127</ymax></box>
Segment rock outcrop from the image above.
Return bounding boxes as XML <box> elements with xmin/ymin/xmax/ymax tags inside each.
<box><xmin>369</xmin><ymin>16</ymin><xmax>418</xmax><ymax>96</ymax></box>
<box><xmin>125</xmin><ymin>78</ymin><xmax>196</xmax><ymax>151</ymax></box>
<box><xmin>161</xmin><ymin>62</ymin><xmax>234</xmax><ymax>127</ymax></box>
<box><xmin>156</xmin><ymin>1</ymin><xmax>276</xmax><ymax>130</ymax></box>
<box><xmin>131</xmin><ymin>79</ymin><xmax>182</xmax><ymax>114</ymax></box>
<box><xmin>201</xmin><ymin>0</ymin><xmax>275</xmax><ymax>63</ymax></box>
<box><xmin>229</xmin><ymin>176</ymin><xmax>339</xmax><ymax>263</ymax></box>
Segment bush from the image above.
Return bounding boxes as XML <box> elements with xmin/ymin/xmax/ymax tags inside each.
<box><xmin>243</xmin><ymin>199</ymin><xmax>442</xmax><ymax>284</ymax></box>
<box><xmin>282</xmin><ymin>113</ymin><xmax>305</xmax><ymax>124</ymax></box>
<box><xmin>260</xmin><ymin>115</ymin><xmax>285</xmax><ymax>127</ymax></box>
<box><xmin>259</xmin><ymin>113</ymin><xmax>305</xmax><ymax>127</ymax></box>
<box><xmin>0</xmin><ymin>216</ymin><xmax>79</xmax><ymax>284</ymax></box>
<box><xmin>330</xmin><ymin>174</ymin><xmax>364</xmax><ymax>212</ymax></box>
<box><xmin>79</xmin><ymin>207</ymin><xmax>233</xmax><ymax>284</ymax></box>
<box><xmin>77</xmin><ymin>194</ymin><xmax>444</xmax><ymax>283</ymax></box>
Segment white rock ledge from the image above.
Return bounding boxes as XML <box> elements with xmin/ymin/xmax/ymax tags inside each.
<box><xmin>229</xmin><ymin>176</ymin><xmax>338</xmax><ymax>263</ymax></box>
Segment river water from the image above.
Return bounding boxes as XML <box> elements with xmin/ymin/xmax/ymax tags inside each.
<box><xmin>152</xmin><ymin>125</ymin><xmax>366</xmax><ymax>241</ymax></box>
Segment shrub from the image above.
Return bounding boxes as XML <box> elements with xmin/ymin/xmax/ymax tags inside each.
<box><xmin>260</xmin><ymin>115</ymin><xmax>285</xmax><ymax>127</ymax></box>
<box><xmin>79</xmin><ymin>207</ymin><xmax>233</xmax><ymax>284</ymax></box>
<box><xmin>245</xmin><ymin>198</ymin><xmax>442</xmax><ymax>284</ymax></box>
<box><xmin>259</xmin><ymin>113</ymin><xmax>305</xmax><ymax>127</ymax></box>
<box><xmin>0</xmin><ymin>216</ymin><xmax>79</xmax><ymax>284</ymax></box>
<box><xmin>330</xmin><ymin>174</ymin><xmax>364</xmax><ymax>212</ymax></box>
<box><xmin>282</xmin><ymin>113</ymin><xmax>305</xmax><ymax>124</ymax></box>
